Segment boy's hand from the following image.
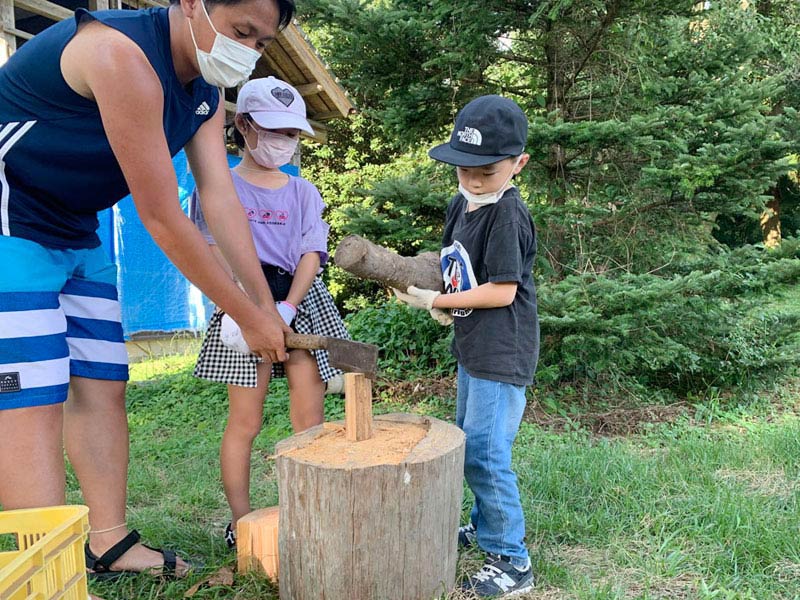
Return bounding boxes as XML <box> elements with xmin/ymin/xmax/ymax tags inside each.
<box><xmin>393</xmin><ymin>286</ymin><xmax>441</xmax><ymax>311</ymax></box>
<box><xmin>430</xmin><ymin>308</ymin><xmax>454</xmax><ymax>326</ymax></box>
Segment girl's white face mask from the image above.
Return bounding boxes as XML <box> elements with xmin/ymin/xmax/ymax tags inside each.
<box><xmin>246</xmin><ymin>127</ymin><xmax>299</xmax><ymax>168</ymax></box>
<box><xmin>189</xmin><ymin>0</ymin><xmax>262</xmax><ymax>89</ymax></box>
<box><xmin>458</xmin><ymin>155</ymin><xmax>523</xmax><ymax>206</ymax></box>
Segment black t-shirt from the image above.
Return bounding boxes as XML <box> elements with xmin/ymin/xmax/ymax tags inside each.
<box><xmin>440</xmin><ymin>187</ymin><xmax>539</xmax><ymax>386</ymax></box>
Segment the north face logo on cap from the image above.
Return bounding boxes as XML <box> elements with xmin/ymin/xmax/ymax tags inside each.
<box><xmin>271</xmin><ymin>87</ymin><xmax>295</xmax><ymax>107</ymax></box>
<box><xmin>456</xmin><ymin>126</ymin><xmax>482</xmax><ymax>146</ymax></box>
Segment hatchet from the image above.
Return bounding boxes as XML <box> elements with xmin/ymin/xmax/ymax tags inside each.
<box><xmin>285</xmin><ymin>333</ymin><xmax>378</xmax><ymax>380</ymax></box>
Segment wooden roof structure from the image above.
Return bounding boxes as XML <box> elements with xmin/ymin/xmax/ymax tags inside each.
<box><xmin>0</xmin><ymin>0</ymin><xmax>354</xmax><ymax>142</ymax></box>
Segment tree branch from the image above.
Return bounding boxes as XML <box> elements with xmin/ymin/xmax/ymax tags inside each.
<box><xmin>562</xmin><ymin>0</ymin><xmax>622</xmax><ymax>99</ymax></box>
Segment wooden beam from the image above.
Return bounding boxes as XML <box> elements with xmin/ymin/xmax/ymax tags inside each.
<box><xmin>295</xmin><ymin>82</ymin><xmax>324</xmax><ymax>97</ymax></box>
<box><xmin>279</xmin><ymin>23</ymin><xmax>354</xmax><ymax>119</ymax></box>
<box><xmin>310</xmin><ymin>110</ymin><xmax>349</xmax><ymax>122</ymax></box>
<box><xmin>15</xmin><ymin>0</ymin><xmax>73</xmax><ymax>21</ymax></box>
<box><xmin>88</xmin><ymin>0</ymin><xmax>109</xmax><ymax>10</ymax></box>
<box><xmin>305</xmin><ymin>118</ymin><xmax>327</xmax><ymax>143</ymax></box>
<box><xmin>0</xmin><ymin>0</ymin><xmax>16</xmax><ymax>64</ymax></box>
<box><xmin>261</xmin><ymin>36</ymin><xmax>303</xmax><ymax>84</ymax></box>
<box><xmin>1</xmin><ymin>25</ymin><xmax>33</xmax><ymax>40</ymax></box>
<box><xmin>344</xmin><ymin>372</ymin><xmax>373</xmax><ymax>442</ymax></box>
<box><xmin>136</xmin><ymin>0</ymin><xmax>167</xmax><ymax>8</ymax></box>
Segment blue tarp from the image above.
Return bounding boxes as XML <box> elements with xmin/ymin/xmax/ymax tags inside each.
<box><xmin>98</xmin><ymin>150</ymin><xmax>298</xmax><ymax>339</ymax></box>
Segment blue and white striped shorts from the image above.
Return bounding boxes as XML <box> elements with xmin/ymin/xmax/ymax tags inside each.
<box><xmin>0</xmin><ymin>236</ymin><xmax>128</xmax><ymax>410</ymax></box>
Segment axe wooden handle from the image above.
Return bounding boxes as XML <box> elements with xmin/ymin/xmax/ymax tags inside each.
<box><xmin>285</xmin><ymin>332</ymin><xmax>329</xmax><ymax>350</ymax></box>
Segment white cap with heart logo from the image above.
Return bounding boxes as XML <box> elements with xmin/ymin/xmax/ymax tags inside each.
<box><xmin>236</xmin><ymin>76</ymin><xmax>315</xmax><ymax>135</ymax></box>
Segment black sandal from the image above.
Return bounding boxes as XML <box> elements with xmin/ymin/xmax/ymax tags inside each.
<box><xmin>224</xmin><ymin>522</ymin><xmax>237</xmax><ymax>550</ymax></box>
<box><xmin>85</xmin><ymin>530</ymin><xmax>179</xmax><ymax>580</ymax></box>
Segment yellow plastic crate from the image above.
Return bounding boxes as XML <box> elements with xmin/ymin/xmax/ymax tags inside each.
<box><xmin>0</xmin><ymin>505</ymin><xmax>89</xmax><ymax>600</ymax></box>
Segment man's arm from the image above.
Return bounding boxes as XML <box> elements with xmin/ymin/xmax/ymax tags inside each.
<box><xmin>184</xmin><ymin>102</ymin><xmax>283</xmax><ymax>317</ymax></box>
<box><xmin>61</xmin><ymin>24</ymin><xmax>287</xmax><ymax>361</ymax></box>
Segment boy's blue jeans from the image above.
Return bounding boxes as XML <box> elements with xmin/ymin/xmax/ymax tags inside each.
<box><xmin>456</xmin><ymin>364</ymin><xmax>529</xmax><ymax>568</ymax></box>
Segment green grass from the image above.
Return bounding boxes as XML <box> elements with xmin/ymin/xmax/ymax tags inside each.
<box><xmin>68</xmin><ymin>354</ymin><xmax>800</xmax><ymax>599</ymax></box>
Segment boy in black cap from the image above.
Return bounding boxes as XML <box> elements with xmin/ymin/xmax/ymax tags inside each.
<box><xmin>394</xmin><ymin>95</ymin><xmax>539</xmax><ymax>597</ymax></box>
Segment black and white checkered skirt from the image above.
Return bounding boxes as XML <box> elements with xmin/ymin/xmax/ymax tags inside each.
<box><xmin>193</xmin><ymin>277</ymin><xmax>350</xmax><ymax>388</ymax></box>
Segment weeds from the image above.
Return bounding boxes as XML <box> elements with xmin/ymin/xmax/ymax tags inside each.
<box><xmin>65</xmin><ymin>353</ymin><xmax>800</xmax><ymax>599</ymax></box>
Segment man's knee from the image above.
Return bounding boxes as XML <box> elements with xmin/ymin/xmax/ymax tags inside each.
<box><xmin>67</xmin><ymin>377</ymin><xmax>126</xmax><ymax>410</ymax></box>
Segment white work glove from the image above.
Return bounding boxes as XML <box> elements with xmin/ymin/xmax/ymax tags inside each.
<box><xmin>392</xmin><ymin>286</ymin><xmax>441</xmax><ymax>311</ymax></box>
<box><xmin>276</xmin><ymin>301</ymin><xmax>297</xmax><ymax>326</ymax></box>
<box><xmin>393</xmin><ymin>286</ymin><xmax>451</xmax><ymax>325</ymax></box>
<box><xmin>220</xmin><ymin>313</ymin><xmax>251</xmax><ymax>354</ymax></box>
<box><xmin>430</xmin><ymin>308</ymin><xmax>454</xmax><ymax>326</ymax></box>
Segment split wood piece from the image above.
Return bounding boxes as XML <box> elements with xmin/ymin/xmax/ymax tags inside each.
<box><xmin>237</xmin><ymin>506</ymin><xmax>280</xmax><ymax>581</ymax></box>
<box><xmin>334</xmin><ymin>234</ymin><xmax>443</xmax><ymax>292</ymax></box>
<box><xmin>344</xmin><ymin>372</ymin><xmax>373</xmax><ymax>442</ymax></box>
<box><xmin>275</xmin><ymin>414</ymin><xmax>466</xmax><ymax>600</ymax></box>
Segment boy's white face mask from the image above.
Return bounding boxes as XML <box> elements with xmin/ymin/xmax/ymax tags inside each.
<box><xmin>189</xmin><ymin>0</ymin><xmax>262</xmax><ymax>89</ymax></box>
<box><xmin>458</xmin><ymin>155</ymin><xmax>523</xmax><ymax>206</ymax></box>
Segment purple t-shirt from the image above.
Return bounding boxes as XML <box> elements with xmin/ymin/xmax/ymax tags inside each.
<box><xmin>190</xmin><ymin>171</ymin><xmax>330</xmax><ymax>274</ymax></box>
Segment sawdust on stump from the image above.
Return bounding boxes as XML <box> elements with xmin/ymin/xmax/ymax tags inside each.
<box><xmin>278</xmin><ymin>420</ymin><xmax>429</xmax><ymax>467</ymax></box>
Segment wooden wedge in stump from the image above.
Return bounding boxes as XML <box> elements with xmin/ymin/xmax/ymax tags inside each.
<box><xmin>334</xmin><ymin>234</ymin><xmax>443</xmax><ymax>292</ymax></box>
<box><xmin>344</xmin><ymin>372</ymin><xmax>373</xmax><ymax>441</ymax></box>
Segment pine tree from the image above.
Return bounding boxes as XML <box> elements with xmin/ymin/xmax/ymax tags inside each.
<box><xmin>300</xmin><ymin>0</ymin><xmax>798</xmax><ymax>275</ymax></box>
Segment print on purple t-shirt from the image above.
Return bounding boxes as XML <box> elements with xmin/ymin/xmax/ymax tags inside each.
<box><xmin>190</xmin><ymin>171</ymin><xmax>330</xmax><ymax>274</ymax></box>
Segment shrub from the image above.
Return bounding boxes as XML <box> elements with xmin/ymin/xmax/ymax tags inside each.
<box><xmin>345</xmin><ymin>299</ymin><xmax>455</xmax><ymax>379</ymax></box>
<box><xmin>537</xmin><ymin>241</ymin><xmax>800</xmax><ymax>395</ymax></box>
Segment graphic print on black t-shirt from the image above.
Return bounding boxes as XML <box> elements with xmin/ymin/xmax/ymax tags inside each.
<box><xmin>440</xmin><ymin>240</ymin><xmax>477</xmax><ymax>318</ymax></box>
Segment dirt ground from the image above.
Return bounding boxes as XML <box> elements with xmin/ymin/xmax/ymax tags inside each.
<box><xmin>376</xmin><ymin>376</ymin><xmax>693</xmax><ymax>437</ymax></box>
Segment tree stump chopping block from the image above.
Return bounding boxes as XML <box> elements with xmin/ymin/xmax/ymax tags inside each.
<box><xmin>334</xmin><ymin>234</ymin><xmax>444</xmax><ymax>292</ymax></box>
<box><xmin>275</xmin><ymin>413</ymin><xmax>465</xmax><ymax>600</ymax></box>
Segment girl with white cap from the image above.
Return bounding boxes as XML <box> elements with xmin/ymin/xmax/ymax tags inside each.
<box><xmin>189</xmin><ymin>76</ymin><xmax>350</xmax><ymax>548</ymax></box>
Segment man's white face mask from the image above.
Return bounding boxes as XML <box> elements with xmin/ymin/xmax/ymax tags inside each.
<box><xmin>189</xmin><ymin>0</ymin><xmax>262</xmax><ymax>88</ymax></box>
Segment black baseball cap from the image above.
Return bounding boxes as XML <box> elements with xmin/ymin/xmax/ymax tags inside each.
<box><xmin>429</xmin><ymin>95</ymin><xmax>528</xmax><ymax>167</ymax></box>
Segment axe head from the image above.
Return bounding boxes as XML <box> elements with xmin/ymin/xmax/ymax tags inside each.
<box><xmin>325</xmin><ymin>338</ymin><xmax>378</xmax><ymax>379</ymax></box>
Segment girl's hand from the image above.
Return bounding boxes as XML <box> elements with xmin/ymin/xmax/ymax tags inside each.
<box><xmin>276</xmin><ymin>301</ymin><xmax>297</xmax><ymax>326</ymax></box>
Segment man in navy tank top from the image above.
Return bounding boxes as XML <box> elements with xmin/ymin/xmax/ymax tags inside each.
<box><xmin>0</xmin><ymin>0</ymin><xmax>295</xmax><ymax>579</ymax></box>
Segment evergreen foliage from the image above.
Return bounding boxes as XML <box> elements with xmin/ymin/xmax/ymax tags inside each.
<box><xmin>538</xmin><ymin>241</ymin><xmax>800</xmax><ymax>394</ymax></box>
<box><xmin>304</xmin><ymin>0</ymin><xmax>799</xmax><ymax>273</ymax></box>
<box><xmin>297</xmin><ymin>0</ymin><xmax>800</xmax><ymax>401</ymax></box>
